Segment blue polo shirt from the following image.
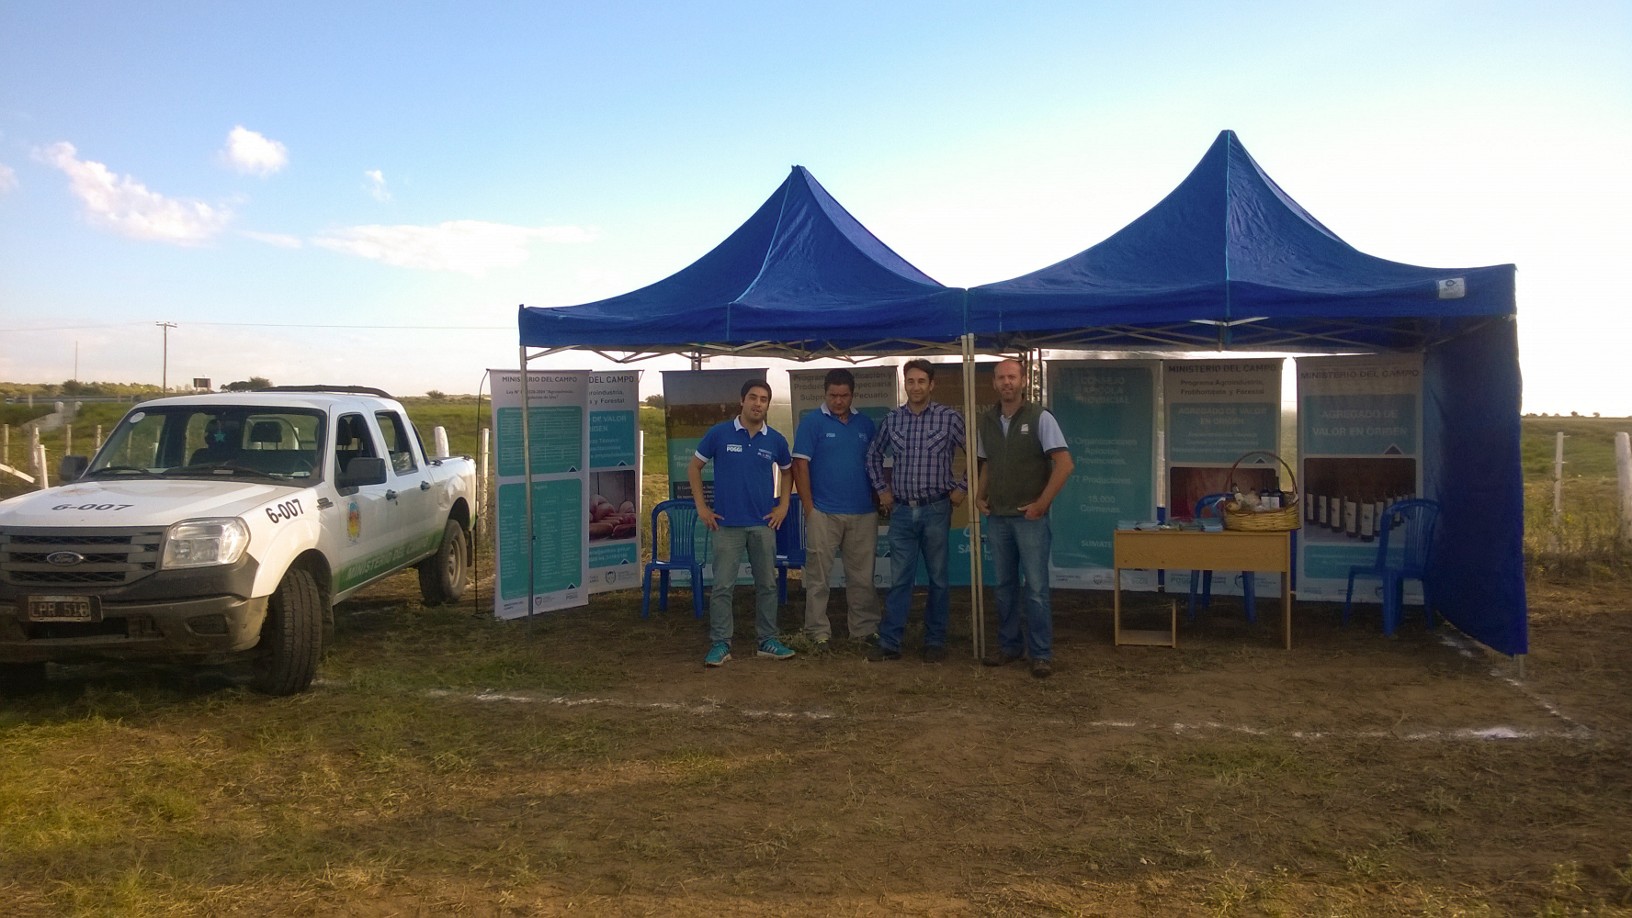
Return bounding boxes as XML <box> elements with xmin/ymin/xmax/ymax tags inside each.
<box><xmin>793</xmin><ymin>405</ymin><xmax>877</xmax><ymax>515</ymax></box>
<box><xmin>694</xmin><ymin>417</ymin><xmax>792</xmax><ymax>528</ymax></box>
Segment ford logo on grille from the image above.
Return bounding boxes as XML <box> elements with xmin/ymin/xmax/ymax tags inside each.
<box><xmin>47</xmin><ymin>551</ymin><xmax>86</xmax><ymax>566</ymax></box>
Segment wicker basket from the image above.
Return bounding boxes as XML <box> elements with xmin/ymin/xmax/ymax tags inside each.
<box><xmin>1222</xmin><ymin>450</ymin><xmax>1302</xmax><ymax>532</ymax></box>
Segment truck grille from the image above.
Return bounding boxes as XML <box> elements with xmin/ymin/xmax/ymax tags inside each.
<box><xmin>0</xmin><ymin>528</ymin><xmax>165</xmax><ymax>587</ymax></box>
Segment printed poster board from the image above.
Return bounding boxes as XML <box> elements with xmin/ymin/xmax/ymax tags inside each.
<box><xmin>587</xmin><ymin>371</ymin><xmax>642</xmax><ymax>594</ymax></box>
<box><xmin>1163</xmin><ymin>359</ymin><xmax>1284</xmax><ymax>599</ymax></box>
<box><xmin>1045</xmin><ymin>361</ymin><xmax>1159</xmax><ymax>591</ymax></box>
<box><xmin>661</xmin><ymin>368</ymin><xmax>771</xmax><ymax>586</ymax></box>
<box><xmin>1296</xmin><ymin>354</ymin><xmax>1425</xmax><ymax>603</ymax></box>
<box><xmin>489</xmin><ymin>369</ymin><xmax>590</xmax><ymax>619</ymax></box>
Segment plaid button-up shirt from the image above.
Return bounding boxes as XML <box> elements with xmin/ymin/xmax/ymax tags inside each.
<box><xmin>865</xmin><ymin>401</ymin><xmax>967</xmax><ymax>502</ymax></box>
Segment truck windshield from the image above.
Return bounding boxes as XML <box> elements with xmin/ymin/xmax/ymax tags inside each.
<box><xmin>86</xmin><ymin>406</ymin><xmax>327</xmax><ymax>481</ymax></box>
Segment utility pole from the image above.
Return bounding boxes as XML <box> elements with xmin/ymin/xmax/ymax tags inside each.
<box><xmin>155</xmin><ymin>322</ymin><xmax>176</xmax><ymax>391</ymax></box>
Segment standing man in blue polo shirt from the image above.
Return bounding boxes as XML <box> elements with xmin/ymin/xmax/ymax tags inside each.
<box><xmin>865</xmin><ymin>359</ymin><xmax>967</xmax><ymax>663</ymax></box>
<box><xmin>688</xmin><ymin>378</ymin><xmax>798</xmax><ymax>667</ymax></box>
<box><xmin>792</xmin><ymin>368</ymin><xmax>880</xmax><ymax>652</ymax></box>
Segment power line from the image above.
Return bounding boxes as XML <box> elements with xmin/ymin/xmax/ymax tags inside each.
<box><xmin>9</xmin><ymin>321</ymin><xmax>512</xmax><ymax>332</ymax></box>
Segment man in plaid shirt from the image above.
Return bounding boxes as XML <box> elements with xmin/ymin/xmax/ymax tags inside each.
<box><xmin>864</xmin><ymin>359</ymin><xmax>967</xmax><ymax>663</ymax></box>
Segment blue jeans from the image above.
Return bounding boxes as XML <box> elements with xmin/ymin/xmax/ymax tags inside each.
<box><xmin>880</xmin><ymin>497</ymin><xmax>951</xmax><ymax>652</ymax></box>
<box><xmin>988</xmin><ymin>514</ymin><xmax>1053</xmax><ymax>661</ymax></box>
<box><xmin>708</xmin><ymin>525</ymin><xmax>779</xmax><ymax>644</ymax></box>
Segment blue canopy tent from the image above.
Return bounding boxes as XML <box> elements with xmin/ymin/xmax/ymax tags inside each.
<box><xmin>517</xmin><ymin>165</ymin><xmax>967</xmax><ymax>360</ymax></box>
<box><xmin>967</xmin><ymin>130</ymin><xmax>1525</xmax><ymax>656</ymax></box>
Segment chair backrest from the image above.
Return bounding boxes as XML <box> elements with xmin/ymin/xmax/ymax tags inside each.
<box><xmin>776</xmin><ymin>499</ymin><xmax>805</xmax><ymax>565</ymax></box>
<box><xmin>651</xmin><ymin>498</ymin><xmax>702</xmax><ymax>564</ymax></box>
<box><xmin>1377</xmin><ymin>498</ymin><xmax>1441</xmax><ymax>575</ymax></box>
<box><xmin>249</xmin><ymin>420</ymin><xmax>284</xmax><ymax>446</ymax></box>
<box><xmin>1194</xmin><ymin>492</ymin><xmax>1231</xmax><ymax>521</ymax></box>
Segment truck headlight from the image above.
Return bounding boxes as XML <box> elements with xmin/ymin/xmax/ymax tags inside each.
<box><xmin>163</xmin><ymin>518</ymin><xmax>250</xmax><ymax>568</ymax></box>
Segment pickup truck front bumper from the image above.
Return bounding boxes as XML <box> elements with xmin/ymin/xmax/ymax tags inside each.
<box><xmin>0</xmin><ymin>593</ymin><xmax>271</xmax><ymax>665</ymax></box>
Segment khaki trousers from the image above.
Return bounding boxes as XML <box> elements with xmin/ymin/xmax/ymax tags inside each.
<box><xmin>802</xmin><ymin>508</ymin><xmax>881</xmax><ymax>641</ymax></box>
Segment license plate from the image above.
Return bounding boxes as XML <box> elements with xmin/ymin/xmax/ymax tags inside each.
<box><xmin>26</xmin><ymin>595</ymin><xmax>101</xmax><ymax>623</ymax></box>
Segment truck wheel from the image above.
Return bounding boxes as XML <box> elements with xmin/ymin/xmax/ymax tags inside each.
<box><xmin>0</xmin><ymin>662</ymin><xmax>48</xmax><ymax>694</ymax></box>
<box><xmin>251</xmin><ymin>567</ymin><xmax>323</xmax><ymax>696</ymax></box>
<box><xmin>419</xmin><ymin>519</ymin><xmax>470</xmax><ymax>605</ymax></box>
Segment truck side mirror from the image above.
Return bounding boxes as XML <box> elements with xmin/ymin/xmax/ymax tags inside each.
<box><xmin>59</xmin><ymin>455</ymin><xmax>89</xmax><ymax>482</ymax></box>
<box><xmin>337</xmin><ymin>456</ymin><xmax>387</xmax><ymax>489</ymax></box>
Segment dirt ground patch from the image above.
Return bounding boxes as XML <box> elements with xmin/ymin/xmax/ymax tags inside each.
<box><xmin>4</xmin><ymin>572</ymin><xmax>1631</xmax><ymax>916</ymax></box>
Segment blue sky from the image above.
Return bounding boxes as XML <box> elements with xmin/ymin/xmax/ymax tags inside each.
<box><xmin>2</xmin><ymin>1</ymin><xmax>1628</xmax><ymax>414</ymax></box>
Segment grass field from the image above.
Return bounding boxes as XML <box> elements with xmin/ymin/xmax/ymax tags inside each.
<box><xmin>2</xmin><ymin>396</ymin><xmax>1631</xmax><ymax>914</ymax></box>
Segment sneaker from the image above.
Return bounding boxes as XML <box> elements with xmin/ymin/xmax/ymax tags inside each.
<box><xmin>866</xmin><ymin>646</ymin><xmax>902</xmax><ymax>662</ymax></box>
<box><xmin>757</xmin><ymin>638</ymin><xmax>796</xmax><ymax>660</ymax></box>
<box><xmin>855</xmin><ymin>632</ymin><xmax>880</xmax><ymax>647</ymax></box>
<box><xmin>810</xmin><ymin>639</ymin><xmax>831</xmax><ymax>655</ymax></box>
<box><xmin>704</xmin><ymin>641</ymin><xmax>731</xmax><ymax>667</ymax></box>
<box><xmin>922</xmin><ymin>646</ymin><xmax>948</xmax><ymax>664</ymax></box>
<box><xmin>982</xmin><ymin>649</ymin><xmax>1024</xmax><ymax>667</ymax></box>
<box><xmin>1031</xmin><ymin>659</ymin><xmax>1053</xmax><ymax>679</ymax></box>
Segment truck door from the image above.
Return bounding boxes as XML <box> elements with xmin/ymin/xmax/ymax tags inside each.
<box><xmin>329</xmin><ymin>411</ymin><xmax>396</xmax><ymax>595</ymax></box>
<box><xmin>375</xmin><ymin>408</ymin><xmax>441</xmax><ymax>563</ymax></box>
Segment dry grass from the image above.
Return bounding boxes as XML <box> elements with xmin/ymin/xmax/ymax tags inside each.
<box><xmin>4</xmin><ymin>571</ymin><xmax>1632</xmax><ymax>916</ymax></box>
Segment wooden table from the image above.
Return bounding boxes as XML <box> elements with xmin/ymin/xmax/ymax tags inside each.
<box><xmin>1112</xmin><ymin>528</ymin><xmax>1295</xmax><ymax>649</ymax></box>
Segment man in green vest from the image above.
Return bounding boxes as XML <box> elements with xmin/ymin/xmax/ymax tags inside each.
<box><xmin>976</xmin><ymin>358</ymin><xmax>1075</xmax><ymax>678</ymax></box>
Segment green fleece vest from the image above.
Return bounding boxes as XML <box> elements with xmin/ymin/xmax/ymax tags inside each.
<box><xmin>979</xmin><ymin>402</ymin><xmax>1052</xmax><ymax>516</ymax></box>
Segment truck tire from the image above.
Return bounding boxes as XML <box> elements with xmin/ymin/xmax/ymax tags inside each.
<box><xmin>418</xmin><ymin>519</ymin><xmax>470</xmax><ymax>605</ymax></box>
<box><xmin>251</xmin><ymin>567</ymin><xmax>323</xmax><ymax>696</ymax></box>
<box><xmin>0</xmin><ymin>662</ymin><xmax>48</xmax><ymax>694</ymax></box>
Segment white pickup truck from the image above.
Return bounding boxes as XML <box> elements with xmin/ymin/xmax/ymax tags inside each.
<box><xmin>0</xmin><ymin>387</ymin><xmax>476</xmax><ymax>695</ymax></box>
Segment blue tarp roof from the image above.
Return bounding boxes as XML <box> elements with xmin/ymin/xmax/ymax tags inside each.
<box><xmin>517</xmin><ymin>165</ymin><xmax>965</xmax><ymax>358</ymax></box>
<box><xmin>968</xmin><ymin>130</ymin><xmax>1516</xmax><ymax>353</ymax></box>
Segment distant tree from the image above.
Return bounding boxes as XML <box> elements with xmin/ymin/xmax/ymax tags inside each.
<box><xmin>426</xmin><ymin>390</ymin><xmax>446</xmax><ymax>400</ymax></box>
<box><xmin>643</xmin><ymin>394</ymin><xmax>665</xmax><ymax>409</ymax></box>
<box><xmin>222</xmin><ymin>377</ymin><xmax>273</xmax><ymax>392</ymax></box>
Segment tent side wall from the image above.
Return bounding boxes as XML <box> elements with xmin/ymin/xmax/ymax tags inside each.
<box><xmin>1423</xmin><ymin>318</ymin><xmax>1528</xmax><ymax>655</ymax></box>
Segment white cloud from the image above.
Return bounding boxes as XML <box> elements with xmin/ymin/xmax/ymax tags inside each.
<box><xmin>222</xmin><ymin>125</ymin><xmax>288</xmax><ymax>177</ymax></box>
<box><xmin>311</xmin><ymin>220</ymin><xmax>596</xmax><ymax>276</ymax></box>
<box><xmin>0</xmin><ymin>162</ymin><xmax>16</xmax><ymax>195</ymax></box>
<box><xmin>35</xmin><ymin>141</ymin><xmax>230</xmax><ymax>245</ymax></box>
<box><xmin>365</xmin><ymin>169</ymin><xmax>391</xmax><ymax>203</ymax></box>
<box><xmin>240</xmin><ymin>229</ymin><xmax>303</xmax><ymax>248</ymax></box>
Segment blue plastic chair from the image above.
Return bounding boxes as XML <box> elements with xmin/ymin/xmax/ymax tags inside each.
<box><xmin>641</xmin><ymin>499</ymin><xmax>707</xmax><ymax>619</ymax></box>
<box><xmin>1187</xmin><ymin>493</ymin><xmax>1257</xmax><ymax>622</ymax></box>
<box><xmin>1344</xmin><ymin>499</ymin><xmax>1441</xmax><ymax>636</ymax></box>
<box><xmin>775</xmin><ymin>499</ymin><xmax>806</xmax><ymax>605</ymax></box>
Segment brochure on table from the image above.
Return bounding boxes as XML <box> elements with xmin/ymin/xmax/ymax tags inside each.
<box><xmin>1296</xmin><ymin>354</ymin><xmax>1425</xmax><ymax>603</ymax></box>
<box><xmin>489</xmin><ymin>369</ymin><xmax>590</xmax><ymax>619</ymax></box>
<box><xmin>1162</xmin><ymin>359</ymin><xmax>1285</xmax><ymax>599</ymax></box>
<box><xmin>662</xmin><ymin>368</ymin><xmax>772</xmax><ymax>586</ymax></box>
<box><xmin>788</xmin><ymin>366</ymin><xmax>897</xmax><ymax>589</ymax></box>
<box><xmin>1045</xmin><ymin>361</ymin><xmax>1159</xmax><ymax>591</ymax></box>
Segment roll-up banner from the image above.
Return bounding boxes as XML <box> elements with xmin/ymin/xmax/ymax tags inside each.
<box><xmin>661</xmin><ymin>368</ymin><xmax>771</xmax><ymax>586</ymax></box>
<box><xmin>1296</xmin><ymin>354</ymin><xmax>1425</xmax><ymax>603</ymax></box>
<box><xmin>489</xmin><ymin>369</ymin><xmax>591</xmax><ymax>619</ymax></box>
<box><xmin>1163</xmin><ymin>359</ymin><xmax>1284</xmax><ymax>599</ymax></box>
<box><xmin>1045</xmin><ymin>361</ymin><xmax>1159</xmax><ymax>591</ymax></box>
<box><xmin>586</xmin><ymin>371</ymin><xmax>642</xmax><ymax>594</ymax></box>
<box><xmin>789</xmin><ymin>367</ymin><xmax>897</xmax><ymax>588</ymax></box>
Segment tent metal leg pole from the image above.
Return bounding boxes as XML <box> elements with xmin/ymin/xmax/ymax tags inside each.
<box><xmin>963</xmin><ymin>333</ymin><xmax>985</xmax><ymax>660</ymax></box>
<box><xmin>519</xmin><ymin>347</ymin><xmax>536</xmax><ymax>624</ymax></box>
